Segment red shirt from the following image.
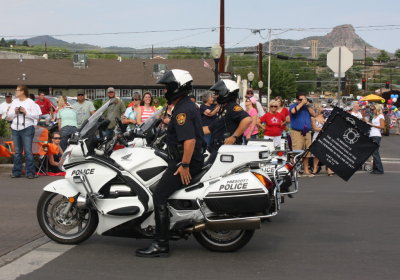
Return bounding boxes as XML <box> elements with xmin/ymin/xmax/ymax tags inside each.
<box><xmin>260</xmin><ymin>112</ymin><xmax>285</xmax><ymax>136</ymax></box>
<box><xmin>36</xmin><ymin>98</ymin><xmax>52</xmax><ymax>115</ymax></box>
<box><xmin>278</xmin><ymin>107</ymin><xmax>289</xmax><ymax>130</ymax></box>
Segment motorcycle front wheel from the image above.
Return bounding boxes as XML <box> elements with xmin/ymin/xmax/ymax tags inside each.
<box><xmin>193</xmin><ymin>229</ymin><xmax>254</xmax><ymax>252</ymax></box>
<box><xmin>37</xmin><ymin>191</ymin><xmax>98</xmax><ymax>244</ymax></box>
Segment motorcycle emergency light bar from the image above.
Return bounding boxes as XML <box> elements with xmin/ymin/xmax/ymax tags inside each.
<box><xmin>220</xmin><ymin>155</ymin><xmax>234</xmax><ymax>162</ymax></box>
<box><xmin>252</xmin><ymin>172</ymin><xmax>273</xmax><ymax>190</ymax></box>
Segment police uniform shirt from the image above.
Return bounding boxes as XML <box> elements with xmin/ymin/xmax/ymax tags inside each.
<box><xmin>167</xmin><ymin>96</ymin><xmax>204</xmax><ymax>160</ymax></box>
<box><xmin>209</xmin><ymin>101</ymin><xmax>249</xmax><ymax>142</ymax></box>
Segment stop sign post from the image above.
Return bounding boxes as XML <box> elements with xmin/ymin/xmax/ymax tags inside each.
<box><xmin>327</xmin><ymin>46</ymin><xmax>354</xmax><ymax>105</ymax></box>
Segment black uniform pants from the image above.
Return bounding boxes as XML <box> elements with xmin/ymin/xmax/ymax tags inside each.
<box><xmin>153</xmin><ymin>159</ymin><xmax>203</xmax><ymax>206</ymax></box>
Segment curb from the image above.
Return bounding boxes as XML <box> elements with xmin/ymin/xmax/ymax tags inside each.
<box><xmin>0</xmin><ymin>235</ymin><xmax>49</xmax><ymax>268</ymax></box>
<box><xmin>0</xmin><ymin>164</ymin><xmax>12</xmax><ymax>174</ymax></box>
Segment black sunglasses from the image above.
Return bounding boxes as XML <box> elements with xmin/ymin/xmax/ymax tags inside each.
<box><xmin>77</xmin><ymin>94</ymin><xmax>84</xmax><ymax>96</ymax></box>
<box><xmin>270</xmin><ymin>105</ymin><xmax>278</xmax><ymax>108</ymax></box>
<box><xmin>53</xmin><ymin>137</ymin><xmax>61</xmax><ymax>139</ymax></box>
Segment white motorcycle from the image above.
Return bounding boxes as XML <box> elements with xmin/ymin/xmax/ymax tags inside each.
<box><xmin>37</xmin><ymin>100</ymin><xmax>287</xmax><ymax>252</ymax></box>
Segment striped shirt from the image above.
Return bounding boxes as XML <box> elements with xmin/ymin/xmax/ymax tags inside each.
<box><xmin>141</xmin><ymin>106</ymin><xmax>156</xmax><ymax>122</ymax></box>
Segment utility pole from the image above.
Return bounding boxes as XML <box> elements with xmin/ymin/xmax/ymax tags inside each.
<box><xmin>219</xmin><ymin>0</ymin><xmax>225</xmax><ymax>74</ymax></box>
<box><xmin>257</xmin><ymin>43</ymin><xmax>263</xmax><ymax>102</ymax></box>
<box><xmin>258</xmin><ymin>43</ymin><xmax>263</xmax><ymax>82</ymax></box>
<box><xmin>337</xmin><ymin>47</ymin><xmax>342</xmax><ymax>106</ymax></box>
<box><xmin>364</xmin><ymin>45</ymin><xmax>367</xmax><ymax>94</ymax></box>
<box><xmin>151</xmin><ymin>44</ymin><xmax>154</xmax><ymax>59</ymax></box>
<box><xmin>267</xmin><ymin>29</ymin><xmax>272</xmax><ymax>110</ymax></box>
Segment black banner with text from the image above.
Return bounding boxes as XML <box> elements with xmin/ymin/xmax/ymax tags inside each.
<box><xmin>309</xmin><ymin>113</ymin><xmax>378</xmax><ymax>181</ymax></box>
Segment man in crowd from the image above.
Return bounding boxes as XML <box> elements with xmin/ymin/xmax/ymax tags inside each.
<box><xmin>72</xmin><ymin>89</ymin><xmax>96</xmax><ymax>129</ymax></box>
<box><xmin>102</xmin><ymin>87</ymin><xmax>125</xmax><ymax>138</ymax></box>
<box><xmin>240</xmin><ymin>89</ymin><xmax>265</xmax><ymax>117</ymax></box>
<box><xmin>0</xmin><ymin>92</ymin><xmax>13</xmax><ymax>120</ymax></box>
<box><xmin>36</xmin><ymin>92</ymin><xmax>53</xmax><ymax>121</ymax></box>
<box><xmin>289</xmin><ymin>92</ymin><xmax>316</xmax><ymax>176</ymax></box>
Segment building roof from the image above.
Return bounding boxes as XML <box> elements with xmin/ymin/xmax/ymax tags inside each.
<box><xmin>0</xmin><ymin>58</ymin><xmax>214</xmax><ymax>88</ymax></box>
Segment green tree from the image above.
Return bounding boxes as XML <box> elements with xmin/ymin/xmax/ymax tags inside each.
<box><xmin>168</xmin><ymin>48</ymin><xmax>210</xmax><ymax>59</ymax></box>
<box><xmin>22</xmin><ymin>40</ymin><xmax>29</xmax><ymax>47</ymax></box>
<box><xmin>394</xmin><ymin>49</ymin><xmax>400</xmax><ymax>60</ymax></box>
<box><xmin>377</xmin><ymin>50</ymin><xmax>390</xmax><ymax>63</ymax></box>
<box><xmin>265</xmin><ymin>59</ymin><xmax>297</xmax><ymax>99</ymax></box>
<box><xmin>365</xmin><ymin>56</ymin><xmax>374</xmax><ymax>66</ymax></box>
<box><xmin>0</xmin><ymin>38</ymin><xmax>6</xmax><ymax>47</ymax></box>
<box><xmin>7</xmin><ymin>40</ymin><xmax>16</xmax><ymax>47</ymax></box>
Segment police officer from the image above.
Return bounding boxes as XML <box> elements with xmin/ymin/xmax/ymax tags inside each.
<box><xmin>136</xmin><ymin>69</ymin><xmax>204</xmax><ymax>258</ymax></box>
<box><xmin>203</xmin><ymin>79</ymin><xmax>252</xmax><ymax>164</ymax></box>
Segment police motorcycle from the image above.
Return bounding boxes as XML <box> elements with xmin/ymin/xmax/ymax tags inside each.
<box><xmin>247</xmin><ymin>138</ymin><xmax>302</xmax><ymax>198</ymax></box>
<box><xmin>36</xmin><ymin>99</ymin><xmax>286</xmax><ymax>252</ymax></box>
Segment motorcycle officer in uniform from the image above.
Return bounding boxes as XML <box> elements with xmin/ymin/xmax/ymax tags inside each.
<box><xmin>136</xmin><ymin>69</ymin><xmax>204</xmax><ymax>258</ymax></box>
<box><xmin>203</xmin><ymin>79</ymin><xmax>252</xmax><ymax>164</ymax></box>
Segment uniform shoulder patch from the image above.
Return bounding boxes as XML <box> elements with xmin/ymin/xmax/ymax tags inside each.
<box><xmin>176</xmin><ymin>113</ymin><xmax>186</xmax><ymax>125</ymax></box>
<box><xmin>233</xmin><ymin>105</ymin><xmax>243</xmax><ymax>112</ymax></box>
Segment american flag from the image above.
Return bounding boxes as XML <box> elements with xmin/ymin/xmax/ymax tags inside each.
<box><xmin>202</xmin><ymin>59</ymin><xmax>213</xmax><ymax>71</ymax></box>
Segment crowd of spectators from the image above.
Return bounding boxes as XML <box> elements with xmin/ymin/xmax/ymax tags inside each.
<box><xmin>0</xmin><ymin>85</ymin><xmax>395</xmax><ymax>178</ymax></box>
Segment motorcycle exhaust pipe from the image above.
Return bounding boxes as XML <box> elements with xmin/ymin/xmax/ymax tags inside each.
<box><xmin>188</xmin><ymin>218</ymin><xmax>261</xmax><ymax>232</ymax></box>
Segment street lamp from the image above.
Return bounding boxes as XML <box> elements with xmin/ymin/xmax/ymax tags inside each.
<box><xmin>247</xmin><ymin>72</ymin><xmax>255</xmax><ymax>88</ymax></box>
<box><xmin>258</xmin><ymin>80</ymin><xmax>264</xmax><ymax>89</ymax></box>
<box><xmin>211</xmin><ymin>44</ymin><xmax>222</xmax><ymax>83</ymax></box>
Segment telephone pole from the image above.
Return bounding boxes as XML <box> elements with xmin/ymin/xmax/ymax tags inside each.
<box><xmin>219</xmin><ymin>0</ymin><xmax>225</xmax><ymax>74</ymax></box>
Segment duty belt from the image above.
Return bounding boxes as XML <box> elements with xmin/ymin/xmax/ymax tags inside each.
<box><xmin>167</xmin><ymin>144</ymin><xmax>184</xmax><ymax>161</ymax></box>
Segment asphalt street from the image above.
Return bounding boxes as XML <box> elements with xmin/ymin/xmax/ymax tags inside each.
<box><xmin>0</xmin><ymin>136</ymin><xmax>399</xmax><ymax>280</ymax></box>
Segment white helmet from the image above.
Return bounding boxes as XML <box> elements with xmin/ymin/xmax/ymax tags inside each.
<box><xmin>157</xmin><ymin>69</ymin><xmax>193</xmax><ymax>104</ymax></box>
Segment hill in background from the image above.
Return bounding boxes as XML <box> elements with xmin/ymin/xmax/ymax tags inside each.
<box><xmin>8</xmin><ymin>24</ymin><xmax>382</xmax><ymax>59</ymax></box>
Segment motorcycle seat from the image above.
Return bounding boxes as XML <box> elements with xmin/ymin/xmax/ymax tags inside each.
<box><xmin>189</xmin><ymin>163</ymin><xmax>212</xmax><ymax>185</ymax></box>
<box><xmin>149</xmin><ymin>163</ymin><xmax>212</xmax><ymax>193</ymax></box>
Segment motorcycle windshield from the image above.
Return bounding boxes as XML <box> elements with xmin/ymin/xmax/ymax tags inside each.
<box><xmin>79</xmin><ymin>99</ymin><xmax>114</xmax><ymax>139</ymax></box>
<box><xmin>139</xmin><ymin>107</ymin><xmax>165</xmax><ymax>132</ymax></box>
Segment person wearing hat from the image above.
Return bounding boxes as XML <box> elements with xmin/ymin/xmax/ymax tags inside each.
<box><xmin>240</xmin><ymin>89</ymin><xmax>265</xmax><ymax>117</ymax></box>
<box><xmin>102</xmin><ymin>87</ymin><xmax>125</xmax><ymax>138</ymax></box>
<box><xmin>72</xmin><ymin>89</ymin><xmax>96</xmax><ymax>129</ymax></box>
<box><xmin>0</xmin><ymin>92</ymin><xmax>13</xmax><ymax>120</ymax></box>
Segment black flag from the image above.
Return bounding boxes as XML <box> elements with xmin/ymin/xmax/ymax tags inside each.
<box><xmin>309</xmin><ymin>113</ymin><xmax>378</xmax><ymax>181</ymax></box>
<box><xmin>324</xmin><ymin>106</ymin><xmax>371</xmax><ymax>135</ymax></box>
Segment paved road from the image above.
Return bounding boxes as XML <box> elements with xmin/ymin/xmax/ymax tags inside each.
<box><xmin>0</xmin><ymin>174</ymin><xmax>56</xmax><ymax>257</ymax></box>
<box><xmin>0</xmin><ymin>135</ymin><xmax>399</xmax><ymax>280</ymax></box>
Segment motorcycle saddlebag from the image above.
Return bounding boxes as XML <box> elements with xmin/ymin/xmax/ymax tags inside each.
<box><xmin>203</xmin><ymin>190</ymin><xmax>270</xmax><ymax>215</ymax></box>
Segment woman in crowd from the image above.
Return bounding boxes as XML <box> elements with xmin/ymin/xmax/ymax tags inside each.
<box><xmin>140</xmin><ymin>92</ymin><xmax>157</xmax><ymax>122</ymax></box>
<box><xmin>243</xmin><ymin>97</ymin><xmax>259</xmax><ymax>144</ymax></box>
<box><xmin>311</xmin><ymin>103</ymin><xmax>334</xmax><ymax>176</ymax></box>
<box><xmin>47</xmin><ymin>132</ymin><xmax>64</xmax><ymax>173</ymax></box>
<box><xmin>368</xmin><ymin>104</ymin><xmax>384</xmax><ymax>174</ymax></box>
<box><xmin>122</xmin><ymin>93</ymin><xmax>142</xmax><ymax>131</ymax></box>
<box><xmin>259</xmin><ymin>100</ymin><xmax>286</xmax><ymax>147</ymax></box>
<box><xmin>275</xmin><ymin>96</ymin><xmax>290</xmax><ymax>127</ymax></box>
<box><xmin>57</xmin><ymin>96</ymin><xmax>78</xmax><ymax>151</ymax></box>
<box><xmin>200</xmin><ymin>93</ymin><xmax>219</xmax><ymax>146</ymax></box>
<box><xmin>9</xmin><ymin>85</ymin><xmax>41</xmax><ymax>179</ymax></box>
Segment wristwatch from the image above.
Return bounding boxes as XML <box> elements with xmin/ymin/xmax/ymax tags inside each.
<box><xmin>181</xmin><ymin>163</ymin><xmax>190</xmax><ymax>168</ymax></box>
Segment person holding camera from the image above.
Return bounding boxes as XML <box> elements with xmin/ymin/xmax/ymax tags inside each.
<box><xmin>289</xmin><ymin>93</ymin><xmax>316</xmax><ymax>176</ymax></box>
<box><xmin>8</xmin><ymin>85</ymin><xmax>41</xmax><ymax>179</ymax></box>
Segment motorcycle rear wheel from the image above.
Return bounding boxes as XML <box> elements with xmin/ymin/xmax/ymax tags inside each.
<box><xmin>193</xmin><ymin>229</ymin><xmax>254</xmax><ymax>252</ymax></box>
<box><xmin>37</xmin><ymin>191</ymin><xmax>98</xmax><ymax>244</ymax></box>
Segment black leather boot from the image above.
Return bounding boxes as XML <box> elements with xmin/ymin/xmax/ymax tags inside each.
<box><xmin>136</xmin><ymin>205</ymin><xmax>170</xmax><ymax>258</ymax></box>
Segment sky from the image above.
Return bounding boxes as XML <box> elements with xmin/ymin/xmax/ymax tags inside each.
<box><xmin>1</xmin><ymin>0</ymin><xmax>400</xmax><ymax>52</ymax></box>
